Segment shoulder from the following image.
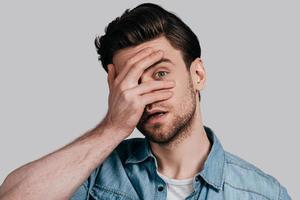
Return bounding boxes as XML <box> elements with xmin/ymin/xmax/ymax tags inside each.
<box><xmin>87</xmin><ymin>138</ymin><xmax>147</xmax><ymax>185</ymax></box>
<box><xmin>223</xmin><ymin>151</ymin><xmax>290</xmax><ymax>200</ymax></box>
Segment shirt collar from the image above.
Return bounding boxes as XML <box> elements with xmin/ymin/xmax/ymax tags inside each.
<box><xmin>198</xmin><ymin>126</ymin><xmax>225</xmax><ymax>190</ymax></box>
<box><xmin>124</xmin><ymin>126</ymin><xmax>225</xmax><ymax>191</ymax></box>
<box><xmin>124</xmin><ymin>137</ymin><xmax>153</xmax><ymax>164</ymax></box>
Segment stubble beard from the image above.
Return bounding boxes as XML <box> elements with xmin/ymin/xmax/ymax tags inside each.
<box><xmin>136</xmin><ymin>75</ymin><xmax>197</xmax><ymax>145</ymax></box>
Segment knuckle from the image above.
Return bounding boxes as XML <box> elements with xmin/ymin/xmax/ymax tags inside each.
<box><xmin>118</xmin><ymin>83</ymin><xmax>126</xmax><ymax>91</ymax></box>
<box><xmin>152</xmin><ymin>51</ymin><xmax>162</xmax><ymax>57</ymax></box>
<box><xmin>150</xmin><ymin>52</ymin><xmax>158</xmax><ymax>58</ymax></box>
<box><xmin>125</xmin><ymin>58</ymin><xmax>135</xmax><ymax>67</ymax></box>
<box><xmin>122</xmin><ymin>90</ymin><xmax>132</xmax><ymax>101</ymax></box>
<box><xmin>143</xmin><ymin>47</ymin><xmax>152</xmax><ymax>54</ymax></box>
<box><xmin>131</xmin><ymin>63</ymin><xmax>139</xmax><ymax>71</ymax></box>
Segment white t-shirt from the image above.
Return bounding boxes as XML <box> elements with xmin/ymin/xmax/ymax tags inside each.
<box><xmin>157</xmin><ymin>170</ymin><xmax>194</xmax><ymax>200</ymax></box>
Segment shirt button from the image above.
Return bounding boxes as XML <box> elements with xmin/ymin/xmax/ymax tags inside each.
<box><xmin>158</xmin><ymin>185</ymin><xmax>164</xmax><ymax>192</ymax></box>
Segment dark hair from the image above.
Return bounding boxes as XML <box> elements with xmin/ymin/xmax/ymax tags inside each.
<box><xmin>95</xmin><ymin>3</ymin><xmax>201</xmax><ymax>101</ymax></box>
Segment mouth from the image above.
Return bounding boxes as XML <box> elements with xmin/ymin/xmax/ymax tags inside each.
<box><xmin>145</xmin><ymin>112</ymin><xmax>168</xmax><ymax>124</ymax></box>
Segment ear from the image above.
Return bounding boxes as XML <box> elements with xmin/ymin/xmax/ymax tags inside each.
<box><xmin>189</xmin><ymin>58</ymin><xmax>206</xmax><ymax>92</ymax></box>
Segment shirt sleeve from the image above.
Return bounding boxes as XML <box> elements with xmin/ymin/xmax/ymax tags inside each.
<box><xmin>279</xmin><ymin>184</ymin><xmax>292</xmax><ymax>200</ymax></box>
<box><xmin>70</xmin><ymin>165</ymin><xmax>102</xmax><ymax>200</ymax></box>
<box><xmin>70</xmin><ymin>181</ymin><xmax>89</xmax><ymax>200</ymax></box>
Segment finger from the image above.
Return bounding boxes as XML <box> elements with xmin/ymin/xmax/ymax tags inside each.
<box><xmin>115</xmin><ymin>48</ymin><xmax>154</xmax><ymax>85</ymax></box>
<box><xmin>122</xmin><ymin>50</ymin><xmax>164</xmax><ymax>86</ymax></box>
<box><xmin>132</xmin><ymin>80</ymin><xmax>175</xmax><ymax>95</ymax></box>
<box><xmin>141</xmin><ymin>90</ymin><xmax>173</xmax><ymax>105</ymax></box>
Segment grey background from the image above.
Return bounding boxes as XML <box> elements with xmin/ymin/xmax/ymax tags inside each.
<box><xmin>0</xmin><ymin>0</ymin><xmax>298</xmax><ymax>199</ymax></box>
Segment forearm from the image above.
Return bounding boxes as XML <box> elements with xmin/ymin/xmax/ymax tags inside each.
<box><xmin>0</xmin><ymin>121</ymin><xmax>124</xmax><ymax>200</ymax></box>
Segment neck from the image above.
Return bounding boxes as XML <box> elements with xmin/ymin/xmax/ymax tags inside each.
<box><xmin>149</xmin><ymin>105</ymin><xmax>211</xmax><ymax>180</ymax></box>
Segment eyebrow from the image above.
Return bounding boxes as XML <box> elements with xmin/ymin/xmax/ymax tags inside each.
<box><xmin>145</xmin><ymin>58</ymin><xmax>174</xmax><ymax>72</ymax></box>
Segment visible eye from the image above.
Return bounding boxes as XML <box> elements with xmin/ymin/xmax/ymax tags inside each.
<box><xmin>154</xmin><ymin>71</ymin><xmax>169</xmax><ymax>79</ymax></box>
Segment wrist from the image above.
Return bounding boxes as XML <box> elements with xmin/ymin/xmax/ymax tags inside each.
<box><xmin>94</xmin><ymin>118</ymin><xmax>128</xmax><ymax>143</ymax></box>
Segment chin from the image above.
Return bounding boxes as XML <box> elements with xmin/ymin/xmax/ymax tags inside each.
<box><xmin>138</xmin><ymin>124</ymin><xmax>175</xmax><ymax>143</ymax></box>
<box><xmin>146</xmin><ymin>132</ymin><xmax>177</xmax><ymax>144</ymax></box>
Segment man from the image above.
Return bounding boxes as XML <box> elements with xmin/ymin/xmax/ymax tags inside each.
<box><xmin>0</xmin><ymin>3</ymin><xmax>291</xmax><ymax>200</ymax></box>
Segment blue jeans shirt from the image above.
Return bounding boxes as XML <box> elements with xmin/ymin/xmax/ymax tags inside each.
<box><xmin>71</xmin><ymin>126</ymin><xmax>291</xmax><ymax>200</ymax></box>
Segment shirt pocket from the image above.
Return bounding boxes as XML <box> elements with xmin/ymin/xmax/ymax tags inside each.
<box><xmin>89</xmin><ymin>184</ymin><xmax>134</xmax><ymax>200</ymax></box>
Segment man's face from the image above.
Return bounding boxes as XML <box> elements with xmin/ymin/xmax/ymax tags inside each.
<box><xmin>112</xmin><ymin>36</ymin><xmax>198</xmax><ymax>144</ymax></box>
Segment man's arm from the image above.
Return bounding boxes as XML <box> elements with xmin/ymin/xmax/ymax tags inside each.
<box><xmin>0</xmin><ymin>48</ymin><xmax>174</xmax><ymax>200</ymax></box>
<box><xmin>0</xmin><ymin>120</ymin><xmax>124</xmax><ymax>200</ymax></box>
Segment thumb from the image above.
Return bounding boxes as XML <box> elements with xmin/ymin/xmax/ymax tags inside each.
<box><xmin>107</xmin><ymin>64</ymin><xmax>115</xmax><ymax>91</ymax></box>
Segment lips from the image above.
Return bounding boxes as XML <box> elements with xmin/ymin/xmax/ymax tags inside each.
<box><xmin>147</xmin><ymin>111</ymin><xmax>167</xmax><ymax>120</ymax></box>
<box><xmin>145</xmin><ymin>108</ymin><xmax>167</xmax><ymax>118</ymax></box>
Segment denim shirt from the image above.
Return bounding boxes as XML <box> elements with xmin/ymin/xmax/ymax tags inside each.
<box><xmin>71</xmin><ymin>126</ymin><xmax>292</xmax><ymax>200</ymax></box>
